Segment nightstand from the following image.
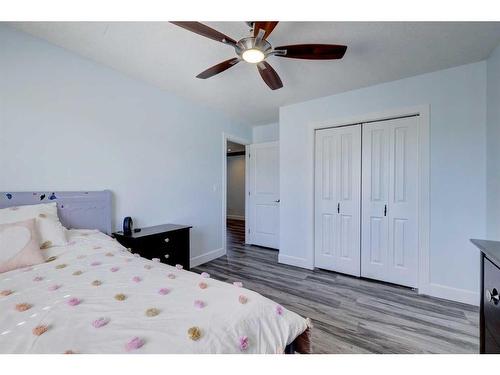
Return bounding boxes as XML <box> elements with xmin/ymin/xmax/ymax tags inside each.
<box><xmin>113</xmin><ymin>224</ymin><xmax>192</xmax><ymax>270</ymax></box>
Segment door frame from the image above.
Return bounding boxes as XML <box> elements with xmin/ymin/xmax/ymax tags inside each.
<box><xmin>311</xmin><ymin>105</ymin><xmax>430</xmax><ymax>294</ymax></box>
<box><xmin>222</xmin><ymin>132</ymin><xmax>251</xmax><ymax>256</ymax></box>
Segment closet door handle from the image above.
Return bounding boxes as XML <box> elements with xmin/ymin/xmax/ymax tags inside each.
<box><xmin>337</xmin><ymin>203</ymin><xmax>340</xmax><ymax>214</ymax></box>
<box><xmin>384</xmin><ymin>204</ymin><xmax>387</xmax><ymax>217</ymax></box>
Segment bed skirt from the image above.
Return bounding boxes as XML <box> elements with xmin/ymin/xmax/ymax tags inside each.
<box><xmin>285</xmin><ymin>318</ymin><xmax>312</xmax><ymax>354</ymax></box>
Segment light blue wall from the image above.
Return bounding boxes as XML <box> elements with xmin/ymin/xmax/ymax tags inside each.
<box><xmin>279</xmin><ymin>61</ymin><xmax>487</xmax><ymax>304</ymax></box>
<box><xmin>0</xmin><ymin>25</ymin><xmax>252</xmax><ymax>265</ymax></box>
<box><xmin>252</xmin><ymin>122</ymin><xmax>279</xmax><ymax>143</ymax></box>
<box><xmin>487</xmin><ymin>44</ymin><xmax>500</xmax><ymax>240</ymax></box>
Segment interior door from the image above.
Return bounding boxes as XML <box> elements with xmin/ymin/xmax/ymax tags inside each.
<box><xmin>314</xmin><ymin>125</ymin><xmax>361</xmax><ymax>276</ymax></box>
<box><xmin>361</xmin><ymin>116</ymin><xmax>419</xmax><ymax>287</ymax></box>
<box><xmin>248</xmin><ymin>141</ymin><xmax>280</xmax><ymax>249</ymax></box>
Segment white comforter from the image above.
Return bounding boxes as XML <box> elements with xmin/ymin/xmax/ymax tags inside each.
<box><xmin>0</xmin><ymin>230</ymin><xmax>308</xmax><ymax>353</ymax></box>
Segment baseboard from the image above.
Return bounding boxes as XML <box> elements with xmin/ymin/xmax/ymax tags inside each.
<box><xmin>278</xmin><ymin>254</ymin><xmax>314</xmax><ymax>270</ymax></box>
<box><xmin>227</xmin><ymin>215</ymin><xmax>245</xmax><ymax>221</ymax></box>
<box><xmin>419</xmin><ymin>282</ymin><xmax>479</xmax><ymax>306</ymax></box>
<box><xmin>190</xmin><ymin>247</ymin><xmax>225</xmax><ymax>268</ymax></box>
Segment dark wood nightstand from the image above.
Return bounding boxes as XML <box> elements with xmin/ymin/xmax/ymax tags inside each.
<box><xmin>113</xmin><ymin>224</ymin><xmax>192</xmax><ymax>270</ymax></box>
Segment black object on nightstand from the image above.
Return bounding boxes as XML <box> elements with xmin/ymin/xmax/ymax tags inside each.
<box><xmin>113</xmin><ymin>224</ymin><xmax>192</xmax><ymax>270</ymax></box>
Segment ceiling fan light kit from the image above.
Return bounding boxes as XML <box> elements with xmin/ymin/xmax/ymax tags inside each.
<box><xmin>170</xmin><ymin>21</ymin><xmax>347</xmax><ymax>90</ymax></box>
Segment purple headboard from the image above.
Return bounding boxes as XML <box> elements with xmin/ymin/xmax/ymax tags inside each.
<box><xmin>0</xmin><ymin>191</ymin><xmax>112</xmax><ymax>234</ymax></box>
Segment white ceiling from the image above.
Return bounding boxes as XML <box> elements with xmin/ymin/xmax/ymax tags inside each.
<box><xmin>9</xmin><ymin>22</ymin><xmax>500</xmax><ymax>125</ymax></box>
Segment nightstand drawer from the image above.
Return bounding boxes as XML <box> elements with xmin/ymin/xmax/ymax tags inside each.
<box><xmin>150</xmin><ymin>230</ymin><xmax>189</xmax><ymax>267</ymax></box>
<box><xmin>113</xmin><ymin>224</ymin><xmax>191</xmax><ymax>270</ymax></box>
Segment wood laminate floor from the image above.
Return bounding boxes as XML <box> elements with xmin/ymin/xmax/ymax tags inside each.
<box><xmin>193</xmin><ymin>219</ymin><xmax>479</xmax><ymax>354</ymax></box>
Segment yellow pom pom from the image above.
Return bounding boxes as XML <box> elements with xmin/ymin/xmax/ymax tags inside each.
<box><xmin>188</xmin><ymin>326</ymin><xmax>202</xmax><ymax>341</ymax></box>
<box><xmin>114</xmin><ymin>293</ymin><xmax>126</xmax><ymax>301</ymax></box>
<box><xmin>145</xmin><ymin>308</ymin><xmax>160</xmax><ymax>317</ymax></box>
<box><xmin>40</xmin><ymin>241</ymin><xmax>52</xmax><ymax>250</ymax></box>
<box><xmin>45</xmin><ymin>256</ymin><xmax>57</xmax><ymax>263</ymax></box>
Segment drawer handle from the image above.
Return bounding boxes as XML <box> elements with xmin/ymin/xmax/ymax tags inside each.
<box><xmin>486</xmin><ymin>288</ymin><xmax>500</xmax><ymax>304</ymax></box>
<box><xmin>164</xmin><ymin>238</ymin><xmax>170</xmax><ymax>243</ymax></box>
<box><xmin>164</xmin><ymin>254</ymin><xmax>170</xmax><ymax>259</ymax></box>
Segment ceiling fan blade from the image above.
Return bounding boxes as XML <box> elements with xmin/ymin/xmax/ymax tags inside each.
<box><xmin>257</xmin><ymin>61</ymin><xmax>283</xmax><ymax>90</ymax></box>
<box><xmin>170</xmin><ymin>22</ymin><xmax>237</xmax><ymax>45</ymax></box>
<box><xmin>253</xmin><ymin>21</ymin><xmax>279</xmax><ymax>39</ymax></box>
<box><xmin>274</xmin><ymin>44</ymin><xmax>347</xmax><ymax>60</ymax></box>
<box><xmin>196</xmin><ymin>58</ymin><xmax>240</xmax><ymax>79</ymax></box>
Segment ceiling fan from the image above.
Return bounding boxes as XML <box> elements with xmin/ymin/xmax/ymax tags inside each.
<box><xmin>170</xmin><ymin>21</ymin><xmax>347</xmax><ymax>90</ymax></box>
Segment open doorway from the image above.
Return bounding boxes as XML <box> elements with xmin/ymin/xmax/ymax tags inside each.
<box><xmin>226</xmin><ymin>140</ymin><xmax>246</xmax><ymax>249</ymax></box>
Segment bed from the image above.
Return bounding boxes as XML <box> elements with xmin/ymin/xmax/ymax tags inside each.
<box><xmin>0</xmin><ymin>191</ymin><xmax>311</xmax><ymax>354</ymax></box>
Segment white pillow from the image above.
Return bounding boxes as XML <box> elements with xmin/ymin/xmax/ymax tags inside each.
<box><xmin>0</xmin><ymin>202</ymin><xmax>67</xmax><ymax>247</ymax></box>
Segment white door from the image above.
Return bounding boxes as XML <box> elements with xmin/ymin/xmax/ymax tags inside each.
<box><xmin>361</xmin><ymin>116</ymin><xmax>419</xmax><ymax>287</ymax></box>
<box><xmin>247</xmin><ymin>142</ymin><xmax>280</xmax><ymax>249</ymax></box>
<box><xmin>314</xmin><ymin>125</ymin><xmax>361</xmax><ymax>276</ymax></box>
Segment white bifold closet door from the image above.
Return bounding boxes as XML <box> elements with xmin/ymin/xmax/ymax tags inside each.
<box><xmin>361</xmin><ymin>116</ymin><xmax>419</xmax><ymax>287</ymax></box>
<box><xmin>314</xmin><ymin>125</ymin><xmax>361</xmax><ymax>276</ymax></box>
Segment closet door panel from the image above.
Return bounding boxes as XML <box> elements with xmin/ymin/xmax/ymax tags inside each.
<box><xmin>315</xmin><ymin>133</ymin><xmax>338</xmax><ymax>268</ymax></box>
<box><xmin>361</xmin><ymin>117</ymin><xmax>419</xmax><ymax>287</ymax></box>
<box><xmin>361</xmin><ymin>123</ymin><xmax>390</xmax><ymax>279</ymax></box>
<box><xmin>315</xmin><ymin>125</ymin><xmax>361</xmax><ymax>276</ymax></box>
<box><xmin>387</xmin><ymin>117</ymin><xmax>419</xmax><ymax>287</ymax></box>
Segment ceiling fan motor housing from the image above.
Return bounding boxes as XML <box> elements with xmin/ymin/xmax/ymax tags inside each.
<box><xmin>235</xmin><ymin>37</ymin><xmax>273</xmax><ymax>60</ymax></box>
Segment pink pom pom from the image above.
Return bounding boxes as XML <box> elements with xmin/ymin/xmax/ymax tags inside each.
<box><xmin>48</xmin><ymin>284</ymin><xmax>61</xmax><ymax>291</ymax></box>
<box><xmin>175</xmin><ymin>264</ymin><xmax>183</xmax><ymax>270</ymax></box>
<box><xmin>198</xmin><ymin>282</ymin><xmax>208</xmax><ymax>289</ymax></box>
<box><xmin>90</xmin><ymin>261</ymin><xmax>101</xmax><ymax>267</ymax></box>
<box><xmin>92</xmin><ymin>317</ymin><xmax>110</xmax><ymax>328</ymax></box>
<box><xmin>239</xmin><ymin>336</ymin><xmax>249</xmax><ymax>351</ymax></box>
<box><xmin>158</xmin><ymin>288</ymin><xmax>170</xmax><ymax>295</ymax></box>
<box><xmin>233</xmin><ymin>282</ymin><xmax>243</xmax><ymax>288</ymax></box>
<box><xmin>201</xmin><ymin>272</ymin><xmax>210</xmax><ymax>279</ymax></box>
<box><xmin>276</xmin><ymin>305</ymin><xmax>284</xmax><ymax>316</ymax></box>
<box><xmin>167</xmin><ymin>273</ymin><xmax>176</xmax><ymax>279</ymax></box>
<box><xmin>33</xmin><ymin>276</ymin><xmax>43</xmax><ymax>282</ymax></box>
<box><xmin>194</xmin><ymin>300</ymin><xmax>205</xmax><ymax>309</ymax></box>
<box><xmin>132</xmin><ymin>276</ymin><xmax>142</xmax><ymax>283</ymax></box>
<box><xmin>67</xmin><ymin>297</ymin><xmax>81</xmax><ymax>306</ymax></box>
<box><xmin>110</xmin><ymin>266</ymin><xmax>120</xmax><ymax>272</ymax></box>
<box><xmin>125</xmin><ymin>337</ymin><xmax>145</xmax><ymax>351</ymax></box>
<box><xmin>238</xmin><ymin>295</ymin><xmax>248</xmax><ymax>304</ymax></box>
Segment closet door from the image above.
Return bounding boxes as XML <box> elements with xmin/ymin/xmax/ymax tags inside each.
<box><xmin>315</xmin><ymin>125</ymin><xmax>361</xmax><ymax>276</ymax></box>
<box><xmin>361</xmin><ymin>117</ymin><xmax>419</xmax><ymax>287</ymax></box>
